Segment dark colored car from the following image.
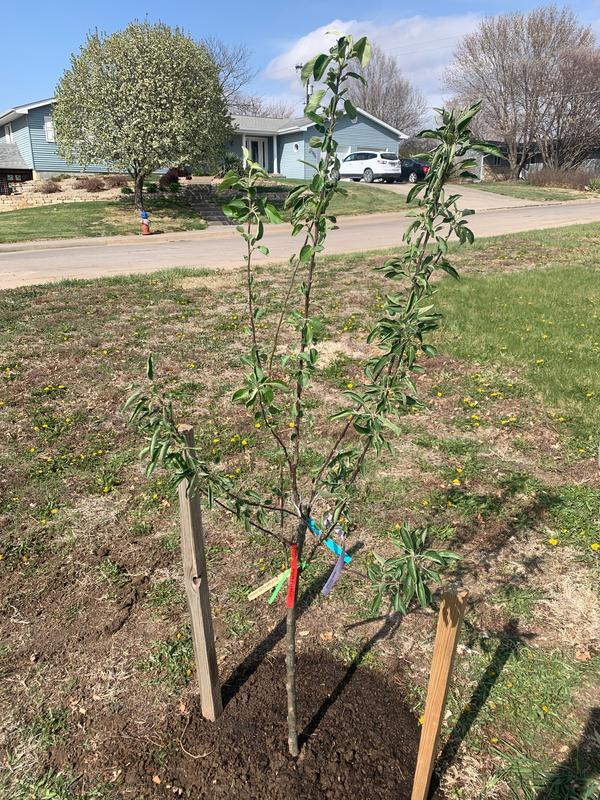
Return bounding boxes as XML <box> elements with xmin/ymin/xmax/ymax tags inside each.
<box><xmin>400</xmin><ymin>158</ymin><xmax>430</xmax><ymax>183</ymax></box>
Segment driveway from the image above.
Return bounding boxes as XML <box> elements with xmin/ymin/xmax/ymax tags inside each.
<box><xmin>1</xmin><ymin>201</ymin><xmax>599</xmax><ymax>290</ymax></box>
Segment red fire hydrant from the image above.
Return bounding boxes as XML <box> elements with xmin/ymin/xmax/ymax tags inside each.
<box><xmin>140</xmin><ymin>210</ymin><xmax>150</xmax><ymax>235</ymax></box>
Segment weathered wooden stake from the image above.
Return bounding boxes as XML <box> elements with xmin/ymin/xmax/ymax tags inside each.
<box><xmin>411</xmin><ymin>589</ymin><xmax>469</xmax><ymax>800</ymax></box>
<box><xmin>177</xmin><ymin>424</ymin><xmax>222</xmax><ymax>721</ymax></box>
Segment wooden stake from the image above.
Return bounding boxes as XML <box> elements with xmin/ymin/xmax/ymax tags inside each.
<box><xmin>177</xmin><ymin>424</ymin><xmax>222</xmax><ymax>721</ymax></box>
<box><xmin>411</xmin><ymin>590</ymin><xmax>468</xmax><ymax>800</ymax></box>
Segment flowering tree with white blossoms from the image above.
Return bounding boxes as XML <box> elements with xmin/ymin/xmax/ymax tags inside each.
<box><xmin>54</xmin><ymin>21</ymin><xmax>232</xmax><ymax>210</ymax></box>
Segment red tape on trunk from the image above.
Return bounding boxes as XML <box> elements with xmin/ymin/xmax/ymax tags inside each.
<box><xmin>286</xmin><ymin>544</ymin><xmax>298</xmax><ymax>609</ymax></box>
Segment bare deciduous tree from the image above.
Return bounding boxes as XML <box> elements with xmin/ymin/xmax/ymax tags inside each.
<box><xmin>538</xmin><ymin>48</ymin><xmax>600</xmax><ymax>170</ymax></box>
<box><xmin>233</xmin><ymin>95</ymin><xmax>297</xmax><ymax>118</ymax></box>
<box><xmin>204</xmin><ymin>37</ymin><xmax>297</xmax><ymax>118</ymax></box>
<box><xmin>346</xmin><ymin>43</ymin><xmax>427</xmax><ymax>135</ymax></box>
<box><xmin>203</xmin><ymin>37</ymin><xmax>256</xmax><ymax>108</ymax></box>
<box><xmin>445</xmin><ymin>6</ymin><xmax>596</xmax><ymax>177</ymax></box>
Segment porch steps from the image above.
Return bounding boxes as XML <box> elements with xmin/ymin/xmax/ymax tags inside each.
<box><xmin>182</xmin><ymin>185</ymin><xmax>232</xmax><ymax>226</ymax></box>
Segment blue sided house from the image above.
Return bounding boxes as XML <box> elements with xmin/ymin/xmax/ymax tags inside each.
<box><xmin>229</xmin><ymin>108</ymin><xmax>407</xmax><ymax>178</ymax></box>
<box><xmin>0</xmin><ymin>97</ymin><xmax>406</xmax><ymax>193</ymax></box>
<box><xmin>0</xmin><ymin>98</ymin><xmax>110</xmax><ymax>190</ymax></box>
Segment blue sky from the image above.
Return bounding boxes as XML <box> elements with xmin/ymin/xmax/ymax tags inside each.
<box><xmin>2</xmin><ymin>0</ymin><xmax>599</xmax><ymax>112</ymax></box>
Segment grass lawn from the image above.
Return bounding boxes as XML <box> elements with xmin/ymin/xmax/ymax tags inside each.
<box><xmin>1</xmin><ymin>223</ymin><xmax>599</xmax><ymax>799</ymax></box>
<box><xmin>472</xmin><ymin>181</ymin><xmax>598</xmax><ymax>202</ymax></box>
<box><xmin>0</xmin><ymin>195</ymin><xmax>206</xmax><ymax>244</ymax></box>
<box><xmin>216</xmin><ymin>177</ymin><xmax>412</xmax><ymax>219</ymax></box>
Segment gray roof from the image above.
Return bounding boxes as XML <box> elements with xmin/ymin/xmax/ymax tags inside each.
<box><xmin>0</xmin><ymin>97</ymin><xmax>54</xmax><ymax>126</ymax></box>
<box><xmin>0</xmin><ymin>143</ymin><xmax>29</xmax><ymax>170</ymax></box>
<box><xmin>232</xmin><ymin>108</ymin><xmax>406</xmax><ymax>139</ymax></box>
<box><xmin>232</xmin><ymin>114</ymin><xmax>312</xmax><ymax>134</ymax></box>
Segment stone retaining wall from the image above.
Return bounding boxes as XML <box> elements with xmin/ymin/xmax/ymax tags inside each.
<box><xmin>0</xmin><ymin>178</ymin><xmax>128</xmax><ymax>213</ymax></box>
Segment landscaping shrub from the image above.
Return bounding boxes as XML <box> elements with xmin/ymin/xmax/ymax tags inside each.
<box><xmin>104</xmin><ymin>174</ymin><xmax>129</xmax><ymax>189</ymax></box>
<box><xmin>73</xmin><ymin>176</ymin><xmax>106</xmax><ymax>192</ymax></box>
<box><xmin>120</xmin><ymin>186</ymin><xmax>133</xmax><ymax>195</ymax></box>
<box><xmin>145</xmin><ymin>182</ymin><xmax>158</xmax><ymax>194</ymax></box>
<box><xmin>36</xmin><ymin>180</ymin><xmax>62</xmax><ymax>194</ymax></box>
<box><xmin>159</xmin><ymin>168</ymin><xmax>180</xmax><ymax>191</ymax></box>
<box><xmin>215</xmin><ymin>151</ymin><xmax>244</xmax><ymax>178</ymax></box>
<box><xmin>589</xmin><ymin>177</ymin><xmax>600</xmax><ymax>192</ymax></box>
<box><xmin>49</xmin><ymin>174</ymin><xmax>70</xmax><ymax>182</ymax></box>
<box><xmin>527</xmin><ymin>167</ymin><xmax>592</xmax><ymax>190</ymax></box>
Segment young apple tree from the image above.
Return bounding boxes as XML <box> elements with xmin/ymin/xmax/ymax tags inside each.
<box><xmin>127</xmin><ymin>34</ymin><xmax>492</xmax><ymax>755</ymax></box>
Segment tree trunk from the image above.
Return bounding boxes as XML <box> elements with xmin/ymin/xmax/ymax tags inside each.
<box><xmin>285</xmin><ymin>602</ymin><xmax>299</xmax><ymax>756</ymax></box>
<box><xmin>134</xmin><ymin>173</ymin><xmax>145</xmax><ymax>211</ymax></box>
<box><xmin>285</xmin><ymin>513</ymin><xmax>307</xmax><ymax>757</ymax></box>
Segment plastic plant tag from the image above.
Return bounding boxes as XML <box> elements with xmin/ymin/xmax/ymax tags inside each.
<box><xmin>248</xmin><ymin>570</ymin><xmax>290</xmax><ymax>602</ymax></box>
<box><xmin>321</xmin><ymin>534</ymin><xmax>346</xmax><ymax>597</ymax></box>
<box><xmin>308</xmin><ymin>516</ymin><xmax>352</xmax><ymax>564</ymax></box>
<box><xmin>267</xmin><ymin>569</ymin><xmax>291</xmax><ymax>605</ymax></box>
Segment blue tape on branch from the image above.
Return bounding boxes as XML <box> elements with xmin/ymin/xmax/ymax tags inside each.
<box><xmin>308</xmin><ymin>517</ymin><xmax>352</xmax><ymax>564</ymax></box>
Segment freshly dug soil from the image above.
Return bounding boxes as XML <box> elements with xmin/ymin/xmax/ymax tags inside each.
<box><xmin>113</xmin><ymin>651</ymin><xmax>443</xmax><ymax>799</ymax></box>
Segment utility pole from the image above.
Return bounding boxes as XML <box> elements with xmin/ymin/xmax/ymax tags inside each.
<box><xmin>295</xmin><ymin>63</ymin><xmax>313</xmax><ymax>106</ymax></box>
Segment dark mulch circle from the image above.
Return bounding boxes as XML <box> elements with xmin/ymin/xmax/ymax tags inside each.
<box><xmin>116</xmin><ymin>651</ymin><xmax>444</xmax><ymax>799</ymax></box>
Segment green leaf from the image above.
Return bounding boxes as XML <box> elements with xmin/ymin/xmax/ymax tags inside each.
<box><xmin>313</xmin><ymin>53</ymin><xmax>330</xmax><ymax>81</ymax></box>
<box><xmin>300</xmin><ymin>57</ymin><xmax>317</xmax><ymax>83</ymax></box>
<box><xmin>306</xmin><ymin>88</ymin><xmax>326</xmax><ymax>115</ymax></box>
<box><xmin>146</xmin><ymin>353</ymin><xmax>154</xmax><ymax>380</ymax></box>
<box><xmin>354</xmin><ymin>37</ymin><xmax>371</xmax><ymax>67</ymax></box>
<box><xmin>299</xmin><ymin>244</ymin><xmax>313</xmax><ymax>262</ymax></box>
<box><xmin>344</xmin><ymin>99</ymin><xmax>358</xmax><ymax>121</ymax></box>
<box><xmin>264</xmin><ymin>203</ymin><xmax>283</xmax><ymax>224</ymax></box>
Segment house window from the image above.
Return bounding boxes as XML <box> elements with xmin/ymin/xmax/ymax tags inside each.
<box><xmin>4</xmin><ymin>123</ymin><xmax>13</xmax><ymax>143</ymax></box>
<box><xmin>43</xmin><ymin>116</ymin><xmax>56</xmax><ymax>143</ymax></box>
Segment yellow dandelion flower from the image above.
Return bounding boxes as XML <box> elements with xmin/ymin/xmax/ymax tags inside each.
<box><xmin>241</xmin><ymin>439</ymin><xmax>248</xmax><ymax>446</ymax></box>
<box><xmin>288</xmin><ymin>421</ymin><xmax>295</xmax><ymax>429</ymax></box>
<box><xmin>452</xmin><ymin>478</ymin><xmax>461</xmax><ymax>486</ymax></box>
<box><xmin>591</xmin><ymin>543</ymin><xmax>600</xmax><ymax>552</ymax></box>
<box><xmin>418</xmin><ymin>714</ymin><xmax>425</xmax><ymax>725</ymax></box>
<box><xmin>548</xmin><ymin>538</ymin><xmax>558</xmax><ymax>546</ymax></box>
<box><xmin>541</xmin><ymin>705</ymin><xmax>549</xmax><ymax>714</ymax></box>
<box><xmin>346</xmin><ymin>382</ymin><xmax>353</xmax><ymax>389</ymax></box>
<box><xmin>535</xmin><ymin>359</ymin><xmax>544</xmax><ymax>365</ymax></box>
<box><xmin>436</xmin><ymin>391</ymin><xmax>443</xmax><ymax>397</ymax></box>
<box><xmin>255</xmin><ymin>422</ymin><xmax>261</xmax><ymax>429</ymax></box>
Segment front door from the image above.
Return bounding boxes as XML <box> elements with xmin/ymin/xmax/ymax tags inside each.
<box><xmin>248</xmin><ymin>138</ymin><xmax>268</xmax><ymax>170</ymax></box>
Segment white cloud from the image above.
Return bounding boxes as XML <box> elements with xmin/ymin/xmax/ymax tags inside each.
<box><xmin>263</xmin><ymin>15</ymin><xmax>481</xmax><ymax>112</ymax></box>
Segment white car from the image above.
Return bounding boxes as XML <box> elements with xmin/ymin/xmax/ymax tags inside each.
<box><xmin>333</xmin><ymin>151</ymin><xmax>402</xmax><ymax>183</ymax></box>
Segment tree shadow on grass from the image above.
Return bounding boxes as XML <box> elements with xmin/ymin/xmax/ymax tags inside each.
<box><xmin>429</xmin><ymin>618</ymin><xmax>534</xmax><ymax>795</ymax></box>
<box><xmin>221</xmin><ymin>542</ymin><xmax>364</xmax><ymax>708</ymax></box>
<box><xmin>535</xmin><ymin>707</ymin><xmax>600</xmax><ymax>800</ymax></box>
